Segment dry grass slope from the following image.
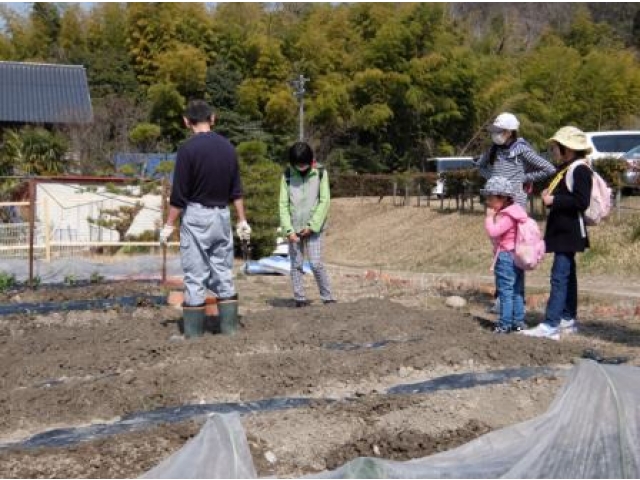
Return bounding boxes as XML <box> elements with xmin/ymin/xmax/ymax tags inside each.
<box><xmin>325</xmin><ymin>196</ymin><xmax>640</xmax><ymax>281</ymax></box>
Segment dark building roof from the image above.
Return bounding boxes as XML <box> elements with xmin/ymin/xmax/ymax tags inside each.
<box><xmin>0</xmin><ymin>61</ymin><xmax>93</xmax><ymax>124</ymax></box>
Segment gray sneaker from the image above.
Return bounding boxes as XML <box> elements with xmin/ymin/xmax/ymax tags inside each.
<box><xmin>559</xmin><ymin>318</ymin><xmax>578</xmax><ymax>334</ymax></box>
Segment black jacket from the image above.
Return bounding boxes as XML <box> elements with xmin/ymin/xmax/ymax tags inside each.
<box><xmin>544</xmin><ymin>160</ymin><xmax>592</xmax><ymax>253</ymax></box>
<box><xmin>170</xmin><ymin>132</ymin><xmax>243</xmax><ymax>209</ymax></box>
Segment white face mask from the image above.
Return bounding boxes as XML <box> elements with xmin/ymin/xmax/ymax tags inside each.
<box><xmin>492</xmin><ymin>132</ymin><xmax>507</xmax><ymax>145</ymax></box>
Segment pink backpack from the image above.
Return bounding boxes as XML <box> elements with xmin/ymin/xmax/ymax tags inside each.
<box><xmin>514</xmin><ymin>217</ymin><xmax>546</xmax><ymax>271</ymax></box>
<box><xmin>566</xmin><ymin>160</ymin><xmax>611</xmax><ymax>226</ymax></box>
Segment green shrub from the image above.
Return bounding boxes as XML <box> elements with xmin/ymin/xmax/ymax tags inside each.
<box><xmin>90</xmin><ymin>271</ymin><xmax>105</xmax><ymax>284</ymax></box>
<box><xmin>593</xmin><ymin>157</ymin><xmax>628</xmax><ymax>188</ymax></box>
<box><xmin>0</xmin><ymin>271</ymin><xmax>16</xmax><ymax>292</ymax></box>
<box><xmin>237</xmin><ymin>141</ymin><xmax>282</xmax><ymax>258</ymax></box>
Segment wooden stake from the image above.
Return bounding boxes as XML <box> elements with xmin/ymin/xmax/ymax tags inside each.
<box><xmin>28</xmin><ymin>179</ymin><xmax>36</xmax><ymax>288</ymax></box>
<box><xmin>161</xmin><ymin>177</ymin><xmax>168</xmax><ymax>284</ymax></box>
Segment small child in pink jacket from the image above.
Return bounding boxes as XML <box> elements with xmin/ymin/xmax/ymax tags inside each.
<box><xmin>481</xmin><ymin>176</ymin><xmax>528</xmax><ymax>333</ymax></box>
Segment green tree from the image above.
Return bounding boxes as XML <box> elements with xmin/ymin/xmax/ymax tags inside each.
<box><xmin>348</xmin><ymin>3</ymin><xmax>392</xmax><ymax>42</ymax></box>
<box><xmin>174</xmin><ymin>3</ymin><xmax>216</xmax><ymax>59</ymax></box>
<box><xmin>564</xmin><ymin>7</ymin><xmax>622</xmax><ymax>56</ymax></box>
<box><xmin>211</xmin><ymin>3</ymin><xmax>264</xmax><ymax>74</ymax></box>
<box><xmin>0</xmin><ymin>4</ymin><xmax>45</xmax><ymax>60</ymax></box>
<box><xmin>2</xmin><ymin>128</ymin><xmax>68</xmax><ymax>176</ymax></box>
<box><xmin>237</xmin><ymin>141</ymin><xmax>282</xmax><ymax>258</ymax></box>
<box><xmin>364</xmin><ymin>20</ymin><xmax>414</xmax><ymax>72</ymax></box>
<box><xmin>85</xmin><ymin>3</ymin><xmax>138</xmax><ymax>97</ymax></box>
<box><xmin>237</xmin><ymin>78</ymin><xmax>270</xmax><ymax>119</ymax></box>
<box><xmin>633</xmin><ymin>9</ymin><xmax>640</xmax><ymax>50</ymax></box>
<box><xmin>88</xmin><ymin>203</ymin><xmax>143</xmax><ymax>240</ymax></box>
<box><xmin>0</xmin><ymin>31</ymin><xmax>14</xmax><ymax>59</ymax></box>
<box><xmin>213</xmin><ymin>110</ymin><xmax>262</xmax><ymax>147</ymax></box>
<box><xmin>254</xmin><ymin>39</ymin><xmax>290</xmax><ymax>85</ymax></box>
<box><xmin>126</xmin><ymin>3</ymin><xmax>180</xmax><ymax>85</ymax></box>
<box><xmin>30</xmin><ymin>2</ymin><xmax>61</xmax><ymax>60</ymax></box>
<box><xmin>58</xmin><ymin>4</ymin><xmax>88</xmax><ymax>64</ymax></box>
<box><xmin>264</xmin><ymin>89</ymin><xmax>297</xmax><ymax>134</ymax></box>
<box><xmin>148</xmin><ymin>83</ymin><xmax>186</xmax><ymax>148</ymax></box>
<box><xmin>156</xmin><ymin>160</ymin><xmax>175</xmax><ymax>179</ymax></box>
<box><xmin>519</xmin><ymin>41</ymin><xmax>582</xmax><ymax>142</ymax></box>
<box><xmin>573</xmin><ymin>50</ymin><xmax>640</xmax><ymax>130</ymax></box>
<box><xmin>129</xmin><ymin>123</ymin><xmax>162</xmax><ymax>153</ymax></box>
<box><xmin>236</xmin><ymin>140</ymin><xmax>269</xmax><ymax>165</ymax></box>
<box><xmin>206</xmin><ymin>59</ymin><xmax>242</xmax><ymax>110</ymax></box>
<box><xmin>156</xmin><ymin>43</ymin><xmax>208</xmax><ymax>99</ymax></box>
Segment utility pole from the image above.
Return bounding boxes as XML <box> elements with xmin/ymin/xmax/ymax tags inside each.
<box><xmin>290</xmin><ymin>74</ymin><xmax>310</xmax><ymax>141</ymax></box>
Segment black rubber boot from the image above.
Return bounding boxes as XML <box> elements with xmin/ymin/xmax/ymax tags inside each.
<box><xmin>218</xmin><ymin>296</ymin><xmax>239</xmax><ymax>335</ymax></box>
<box><xmin>182</xmin><ymin>304</ymin><xmax>205</xmax><ymax>339</ymax></box>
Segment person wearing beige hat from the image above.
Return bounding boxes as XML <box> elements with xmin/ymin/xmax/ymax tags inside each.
<box><xmin>521</xmin><ymin>126</ymin><xmax>593</xmax><ymax>340</ymax></box>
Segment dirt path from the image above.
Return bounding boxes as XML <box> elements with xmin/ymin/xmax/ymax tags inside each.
<box><xmin>326</xmin><ymin>263</ymin><xmax>640</xmax><ymax>299</ymax></box>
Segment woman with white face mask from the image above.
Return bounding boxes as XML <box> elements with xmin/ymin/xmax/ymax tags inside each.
<box><xmin>475</xmin><ymin>112</ymin><xmax>556</xmax><ymax>208</ymax></box>
<box><xmin>475</xmin><ymin>112</ymin><xmax>556</xmax><ymax>314</ymax></box>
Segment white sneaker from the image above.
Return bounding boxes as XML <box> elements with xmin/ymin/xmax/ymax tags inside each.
<box><xmin>520</xmin><ymin>323</ymin><xmax>560</xmax><ymax>341</ymax></box>
<box><xmin>559</xmin><ymin>318</ymin><xmax>578</xmax><ymax>334</ymax></box>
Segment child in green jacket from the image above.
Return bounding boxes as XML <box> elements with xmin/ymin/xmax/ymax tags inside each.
<box><xmin>279</xmin><ymin>142</ymin><xmax>336</xmax><ymax>307</ymax></box>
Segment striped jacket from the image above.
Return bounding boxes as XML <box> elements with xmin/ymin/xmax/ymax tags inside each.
<box><xmin>476</xmin><ymin>138</ymin><xmax>556</xmax><ymax>207</ymax></box>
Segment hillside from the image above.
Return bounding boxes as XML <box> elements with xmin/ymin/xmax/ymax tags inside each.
<box><xmin>324</xmin><ymin>196</ymin><xmax>640</xmax><ymax>283</ymax></box>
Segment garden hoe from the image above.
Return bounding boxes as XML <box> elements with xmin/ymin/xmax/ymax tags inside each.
<box><xmin>241</xmin><ymin>239</ymin><xmax>251</xmax><ymax>274</ymax></box>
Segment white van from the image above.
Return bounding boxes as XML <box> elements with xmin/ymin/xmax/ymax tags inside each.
<box><xmin>585</xmin><ymin>131</ymin><xmax>640</xmax><ymax>161</ymax></box>
<box><xmin>425</xmin><ymin>157</ymin><xmax>476</xmax><ymax>198</ymax></box>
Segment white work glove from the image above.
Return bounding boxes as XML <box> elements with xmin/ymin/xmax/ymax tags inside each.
<box><xmin>236</xmin><ymin>220</ymin><xmax>251</xmax><ymax>241</ymax></box>
<box><xmin>159</xmin><ymin>224</ymin><xmax>174</xmax><ymax>245</ymax></box>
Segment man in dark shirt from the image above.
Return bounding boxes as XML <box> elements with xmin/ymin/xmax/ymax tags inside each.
<box><xmin>159</xmin><ymin>100</ymin><xmax>251</xmax><ymax>337</ymax></box>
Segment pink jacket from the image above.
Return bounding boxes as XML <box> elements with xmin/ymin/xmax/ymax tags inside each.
<box><xmin>484</xmin><ymin>203</ymin><xmax>528</xmax><ymax>253</ymax></box>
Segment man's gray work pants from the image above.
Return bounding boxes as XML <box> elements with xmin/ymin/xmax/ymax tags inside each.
<box><xmin>180</xmin><ymin>203</ymin><xmax>235</xmax><ymax>306</ymax></box>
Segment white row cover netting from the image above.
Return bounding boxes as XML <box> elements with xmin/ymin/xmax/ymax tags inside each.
<box><xmin>141</xmin><ymin>360</ymin><xmax>640</xmax><ymax>479</ymax></box>
<box><xmin>2</xmin><ymin>255</ymin><xmax>184</xmax><ymax>283</ymax></box>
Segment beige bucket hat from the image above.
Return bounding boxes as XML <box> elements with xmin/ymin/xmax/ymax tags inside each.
<box><xmin>548</xmin><ymin>126</ymin><xmax>592</xmax><ymax>154</ymax></box>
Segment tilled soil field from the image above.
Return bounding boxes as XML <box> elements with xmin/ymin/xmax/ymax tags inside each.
<box><xmin>0</xmin><ymin>268</ymin><xmax>638</xmax><ymax>478</ymax></box>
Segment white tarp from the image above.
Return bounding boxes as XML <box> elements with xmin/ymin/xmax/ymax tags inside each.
<box><xmin>244</xmin><ymin>256</ymin><xmax>312</xmax><ymax>276</ymax></box>
<box><xmin>140</xmin><ymin>413</ymin><xmax>256</xmax><ymax>479</ymax></box>
<box><xmin>141</xmin><ymin>361</ymin><xmax>640</xmax><ymax>479</ymax></box>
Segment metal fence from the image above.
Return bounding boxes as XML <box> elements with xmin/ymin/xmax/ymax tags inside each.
<box><xmin>0</xmin><ymin>176</ymin><xmax>177</xmax><ymax>285</ymax></box>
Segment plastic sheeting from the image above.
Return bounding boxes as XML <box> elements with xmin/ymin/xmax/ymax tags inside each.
<box><xmin>2</xmin><ymin>367</ymin><xmax>560</xmax><ymax>451</ymax></box>
<box><xmin>312</xmin><ymin>360</ymin><xmax>640</xmax><ymax>479</ymax></box>
<box><xmin>2</xmin><ymin>255</ymin><xmax>184</xmax><ymax>284</ymax></box>
<box><xmin>2</xmin><ymin>253</ymin><xmax>313</xmax><ymax>282</ymax></box>
<box><xmin>244</xmin><ymin>260</ymin><xmax>282</xmax><ymax>276</ymax></box>
<box><xmin>0</xmin><ymin>397</ymin><xmax>315</xmax><ymax>450</ymax></box>
<box><xmin>0</xmin><ymin>295</ymin><xmax>167</xmax><ymax>316</ymax></box>
<box><xmin>251</xmin><ymin>255</ymin><xmax>312</xmax><ymax>276</ymax></box>
<box><xmin>142</xmin><ymin>361</ymin><xmax>640</xmax><ymax>479</ymax></box>
<box><xmin>141</xmin><ymin>413</ymin><xmax>256</xmax><ymax>479</ymax></box>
